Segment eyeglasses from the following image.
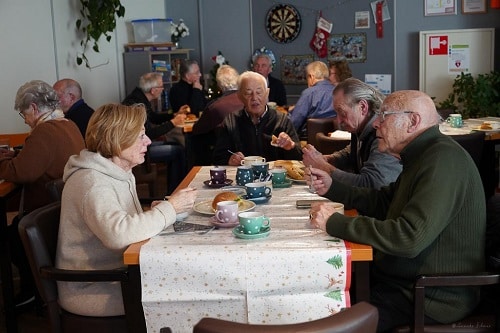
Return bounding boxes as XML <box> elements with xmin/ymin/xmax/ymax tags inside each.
<box><xmin>375</xmin><ymin>110</ymin><xmax>414</xmax><ymax>123</ymax></box>
<box><xmin>18</xmin><ymin>111</ymin><xmax>25</xmax><ymax>119</ymax></box>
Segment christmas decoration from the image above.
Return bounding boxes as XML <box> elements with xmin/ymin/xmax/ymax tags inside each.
<box><xmin>309</xmin><ymin>13</ymin><xmax>332</xmax><ymax>58</ymax></box>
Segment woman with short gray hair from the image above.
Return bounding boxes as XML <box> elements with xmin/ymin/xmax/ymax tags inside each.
<box><xmin>0</xmin><ymin>80</ymin><xmax>85</xmax><ymax>307</ymax></box>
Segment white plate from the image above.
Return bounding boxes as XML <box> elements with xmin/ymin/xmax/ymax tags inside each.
<box><xmin>193</xmin><ymin>199</ymin><xmax>256</xmax><ymax>215</ymax></box>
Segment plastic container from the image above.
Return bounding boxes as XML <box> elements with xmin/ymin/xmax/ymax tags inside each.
<box><xmin>131</xmin><ymin>19</ymin><xmax>172</xmax><ymax>43</ymax></box>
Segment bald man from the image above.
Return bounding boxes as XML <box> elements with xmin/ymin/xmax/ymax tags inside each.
<box><xmin>307</xmin><ymin>90</ymin><xmax>486</xmax><ymax>331</ymax></box>
<box><xmin>53</xmin><ymin>78</ymin><xmax>94</xmax><ymax>138</ymax></box>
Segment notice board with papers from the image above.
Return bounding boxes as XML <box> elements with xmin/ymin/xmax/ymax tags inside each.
<box><xmin>419</xmin><ymin>28</ymin><xmax>495</xmax><ymax>104</ymax></box>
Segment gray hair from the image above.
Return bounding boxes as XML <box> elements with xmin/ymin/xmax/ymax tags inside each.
<box><xmin>237</xmin><ymin>71</ymin><xmax>268</xmax><ymax>91</ymax></box>
<box><xmin>179</xmin><ymin>59</ymin><xmax>199</xmax><ymax>80</ymax></box>
<box><xmin>216</xmin><ymin>65</ymin><xmax>239</xmax><ymax>92</ymax></box>
<box><xmin>334</xmin><ymin>78</ymin><xmax>385</xmax><ymax>114</ymax></box>
<box><xmin>15</xmin><ymin>80</ymin><xmax>60</xmax><ymax>114</ymax></box>
<box><xmin>306</xmin><ymin>61</ymin><xmax>329</xmax><ymax>80</ymax></box>
<box><xmin>252</xmin><ymin>53</ymin><xmax>273</xmax><ymax>68</ymax></box>
<box><xmin>139</xmin><ymin>72</ymin><xmax>163</xmax><ymax>93</ymax></box>
<box><xmin>54</xmin><ymin>78</ymin><xmax>83</xmax><ymax>99</ymax></box>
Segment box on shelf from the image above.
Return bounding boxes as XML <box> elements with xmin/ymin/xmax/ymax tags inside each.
<box><xmin>131</xmin><ymin>18</ymin><xmax>172</xmax><ymax>43</ymax></box>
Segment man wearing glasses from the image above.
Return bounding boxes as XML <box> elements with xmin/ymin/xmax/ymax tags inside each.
<box><xmin>303</xmin><ymin>78</ymin><xmax>401</xmax><ymax>189</ymax></box>
<box><xmin>308</xmin><ymin>90</ymin><xmax>486</xmax><ymax>331</ymax></box>
<box><xmin>122</xmin><ymin>72</ymin><xmax>187</xmax><ymax>194</ymax></box>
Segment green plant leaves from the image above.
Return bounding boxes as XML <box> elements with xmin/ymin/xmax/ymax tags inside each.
<box><xmin>76</xmin><ymin>0</ymin><xmax>125</xmax><ymax>68</ymax></box>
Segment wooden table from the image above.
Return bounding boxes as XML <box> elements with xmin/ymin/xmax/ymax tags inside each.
<box><xmin>0</xmin><ymin>181</ymin><xmax>21</xmax><ymax>333</ymax></box>
<box><xmin>123</xmin><ymin>166</ymin><xmax>372</xmax><ymax>333</ymax></box>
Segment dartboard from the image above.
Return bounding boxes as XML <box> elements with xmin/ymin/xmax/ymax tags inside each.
<box><xmin>266</xmin><ymin>4</ymin><xmax>301</xmax><ymax>44</ymax></box>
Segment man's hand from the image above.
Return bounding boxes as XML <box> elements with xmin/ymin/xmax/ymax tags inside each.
<box><xmin>302</xmin><ymin>144</ymin><xmax>334</xmax><ymax>173</ymax></box>
<box><xmin>309</xmin><ymin>202</ymin><xmax>338</xmax><ymax>231</ymax></box>
<box><xmin>228</xmin><ymin>151</ymin><xmax>244</xmax><ymax>166</ymax></box>
<box><xmin>275</xmin><ymin>132</ymin><xmax>295</xmax><ymax>150</ymax></box>
<box><xmin>170</xmin><ymin>112</ymin><xmax>186</xmax><ymax>126</ymax></box>
<box><xmin>305</xmin><ymin>166</ymin><xmax>332</xmax><ymax>196</ymax></box>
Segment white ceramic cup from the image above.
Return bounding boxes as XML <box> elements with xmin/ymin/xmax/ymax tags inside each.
<box><xmin>240</xmin><ymin>156</ymin><xmax>266</xmax><ymax>167</ymax></box>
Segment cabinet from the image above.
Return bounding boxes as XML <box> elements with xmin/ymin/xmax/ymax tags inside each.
<box><xmin>123</xmin><ymin>49</ymin><xmax>192</xmax><ymax>103</ymax></box>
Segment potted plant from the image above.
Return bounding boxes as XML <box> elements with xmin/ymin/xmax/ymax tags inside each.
<box><xmin>76</xmin><ymin>0</ymin><xmax>125</xmax><ymax>68</ymax></box>
<box><xmin>437</xmin><ymin>71</ymin><xmax>500</xmax><ymax>118</ymax></box>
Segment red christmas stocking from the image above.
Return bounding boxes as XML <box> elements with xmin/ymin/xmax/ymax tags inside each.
<box><xmin>309</xmin><ymin>14</ymin><xmax>332</xmax><ymax>58</ymax></box>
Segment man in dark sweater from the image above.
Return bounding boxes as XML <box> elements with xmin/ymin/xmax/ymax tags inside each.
<box><xmin>122</xmin><ymin>72</ymin><xmax>187</xmax><ymax>194</ymax></box>
<box><xmin>308</xmin><ymin>90</ymin><xmax>486</xmax><ymax>332</ymax></box>
<box><xmin>53</xmin><ymin>78</ymin><xmax>94</xmax><ymax>138</ymax></box>
<box><xmin>169</xmin><ymin>59</ymin><xmax>207</xmax><ymax>117</ymax></box>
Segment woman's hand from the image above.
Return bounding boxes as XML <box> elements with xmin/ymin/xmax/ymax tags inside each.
<box><xmin>163</xmin><ymin>187</ymin><xmax>197</xmax><ymax>213</ymax></box>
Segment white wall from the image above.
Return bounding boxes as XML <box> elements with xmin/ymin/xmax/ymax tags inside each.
<box><xmin>0</xmin><ymin>0</ymin><xmax>165</xmax><ymax>134</ymax></box>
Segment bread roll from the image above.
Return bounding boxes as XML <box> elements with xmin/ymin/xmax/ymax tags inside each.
<box><xmin>212</xmin><ymin>191</ymin><xmax>239</xmax><ymax>210</ymax></box>
<box><xmin>273</xmin><ymin>160</ymin><xmax>305</xmax><ymax>180</ymax></box>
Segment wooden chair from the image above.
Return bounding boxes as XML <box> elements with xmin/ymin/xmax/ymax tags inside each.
<box><xmin>392</xmin><ymin>272</ymin><xmax>500</xmax><ymax>333</ymax></box>
<box><xmin>18</xmin><ymin>201</ymin><xmax>132</xmax><ymax>333</ymax></box>
<box><xmin>193</xmin><ymin>301</ymin><xmax>378</xmax><ymax>333</ymax></box>
<box><xmin>307</xmin><ymin>117</ymin><xmax>338</xmax><ymax>147</ymax></box>
<box><xmin>315</xmin><ymin>132</ymin><xmax>350</xmax><ymax>154</ymax></box>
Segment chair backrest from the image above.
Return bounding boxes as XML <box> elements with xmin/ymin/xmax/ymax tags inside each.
<box><xmin>18</xmin><ymin>201</ymin><xmax>62</xmax><ymax>331</ymax></box>
<box><xmin>450</xmin><ymin>131</ymin><xmax>485</xmax><ymax>169</ymax></box>
<box><xmin>19</xmin><ymin>201</ymin><xmax>130</xmax><ymax>333</ymax></box>
<box><xmin>45</xmin><ymin>178</ymin><xmax>65</xmax><ymax>202</ymax></box>
<box><xmin>315</xmin><ymin>132</ymin><xmax>350</xmax><ymax>155</ymax></box>
<box><xmin>193</xmin><ymin>301</ymin><xmax>378</xmax><ymax>333</ymax></box>
<box><xmin>307</xmin><ymin>118</ymin><xmax>337</xmax><ymax>146</ymax></box>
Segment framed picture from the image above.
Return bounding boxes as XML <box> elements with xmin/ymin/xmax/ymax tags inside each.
<box><xmin>461</xmin><ymin>0</ymin><xmax>486</xmax><ymax>13</ymax></box>
<box><xmin>280</xmin><ymin>54</ymin><xmax>314</xmax><ymax>84</ymax></box>
<box><xmin>424</xmin><ymin>0</ymin><xmax>457</xmax><ymax>16</ymax></box>
<box><xmin>327</xmin><ymin>33</ymin><xmax>367</xmax><ymax>63</ymax></box>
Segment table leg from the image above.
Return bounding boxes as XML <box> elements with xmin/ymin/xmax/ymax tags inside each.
<box><xmin>0</xmin><ymin>197</ymin><xmax>18</xmax><ymax>333</ymax></box>
<box><xmin>122</xmin><ymin>264</ymin><xmax>146</xmax><ymax>333</ymax></box>
<box><xmin>352</xmin><ymin>261</ymin><xmax>370</xmax><ymax>303</ymax></box>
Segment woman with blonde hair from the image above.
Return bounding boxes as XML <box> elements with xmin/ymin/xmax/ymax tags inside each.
<box><xmin>56</xmin><ymin>103</ymin><xmax>196</xmax><ymax>317</ymax></box>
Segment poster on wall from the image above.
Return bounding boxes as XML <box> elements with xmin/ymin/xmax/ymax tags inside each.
<box><xmin>365</xmin><ymin>74</ymin><xmax>392</xmax><ymax>95</ymax></box>
<box><xmin>424</xmin><ymin>0</ymin><xmax>457</xmax><ymax>16</ymax></box>
<box><xmin>448</xmin><ymin>44</ymin><xmax>470</xmax><ymax>74</ymax></box>
<box><xmin>280</xmin><ymin>54</ymin><xmax>314</xmax><ymax>84</ymax></box>
<box><xmin>327</xmin><ymin>33</ymin><xmax>367</xmax><ymax>63</ymax></box>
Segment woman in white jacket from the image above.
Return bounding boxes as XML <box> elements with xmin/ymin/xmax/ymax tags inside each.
<box><xmin>56</xmin><ymin>103</ymin><xmax>197</xmax><ymax>316</ymax></box>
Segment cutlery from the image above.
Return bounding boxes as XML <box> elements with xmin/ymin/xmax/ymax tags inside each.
<box><xmin>227</xmin><ymin>149</ymin><xmax>238</xmax><ymax>156</ymax></box>
<box><xmin>308</xmin><ymin>165</ymin><xmax>317</xmax><ymax>194</ymax></box>
<box><xmin>159</xmin><ymin>226</ymin><xmax>215</xmax><ymax>236</ymax></box>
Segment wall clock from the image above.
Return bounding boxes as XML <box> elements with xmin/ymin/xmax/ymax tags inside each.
<box><xmin>266</xmin><ymin>4</ymin><xmax>302</xmax><ymax>44</ymax></box>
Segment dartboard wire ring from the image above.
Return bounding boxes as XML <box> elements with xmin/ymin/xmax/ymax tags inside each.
<box><xmin>266</xmin><ymin>4</ymin><xmax>301</xmax><ymax>44</ymax></box>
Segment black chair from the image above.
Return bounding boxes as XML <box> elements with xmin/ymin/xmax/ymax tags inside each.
<box><xmin>307</xmin><ymin>117</ymin><xmax>338</xmax><ymax>147</ymax></box>
<box><xmin>193</xmin><ymin>301</ymin><xmax>378</xmax><ymax>333</ymax></box>
<box><xmin>18</xmin><ymin>201</ymin><xmax>132</xmax><ymax>333</ymax></box>
<box><xmin>451</xmin><ymin>131</ymin><xmax>485</xmax><ymax>170</ymax></box>
<box><xmin>45</xmin><ymin>178</ymin><xmax>65</xmax><ymax>202</ymax></box>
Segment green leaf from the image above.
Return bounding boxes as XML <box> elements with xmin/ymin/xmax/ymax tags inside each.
<box><xmin>326</xmin><ymin>255</ymin><xmax>343</xmax><ymax>269</ymax></box>
<box><xmin>324</xmin><ymin>290</ymin><xmax>342</xmax><ymax>301</ymax></box>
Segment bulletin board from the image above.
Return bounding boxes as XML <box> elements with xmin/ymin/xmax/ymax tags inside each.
<box><xmin>419</xmin><ymin>28</ymin><xmax>494</xmax><ymax>103</ymax></box>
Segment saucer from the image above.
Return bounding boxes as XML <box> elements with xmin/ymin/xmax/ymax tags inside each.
<box><xmin>209</xmin><ymin>216</ymin><xmax>239</xmax><ymax>228</ymax></box>
<box><xmin>203</xmin><ymin>179</ymin><xmax>233</xmax><ymax>188</ymax></box>
<box><xmin>273</xmin><ymin>179</ymin><xmax>293</xmax><ymax>188</ymax></box>
<box><xmin>232</xmin><ymin>226</ymin><xmax>271</xmax><ymax>239</ymax></box>
<box><xmin>243</xmin><ymin>194</ymin><xmax>272</xmax><ymax>204</ymax></box>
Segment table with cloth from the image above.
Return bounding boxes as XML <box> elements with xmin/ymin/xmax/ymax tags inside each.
<box><xmin>137</xmin><ymin>165</ymin><xmax>371</xmax><ymax>333</ymax></box>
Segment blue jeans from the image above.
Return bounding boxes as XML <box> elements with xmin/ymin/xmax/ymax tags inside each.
<box><xmin>148</xmin><ymin>142</ymin><xmax>187</xmax><ymax>195</ymax></box>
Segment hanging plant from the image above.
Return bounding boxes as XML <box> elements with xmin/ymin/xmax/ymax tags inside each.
<box><xmin>76</xmin><ymin>0</ymin><xmax>125</xmax><ymax>68</ymax></box>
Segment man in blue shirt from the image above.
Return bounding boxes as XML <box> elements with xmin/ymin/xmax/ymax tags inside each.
<box><xmin>288</xmin><ymin>61</ymin><xmax>336</xmax><ymax>139</ymax></box>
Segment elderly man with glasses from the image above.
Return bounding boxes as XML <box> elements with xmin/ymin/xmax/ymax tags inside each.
<box><xmin>303</xmin><ymin>78</ymin><xmax>401</xmax><ymax>189</ymax></box>
<box><xmin>308</xmin><ymin>90</ymin><xmax>486</xmax><ymax>332</ymax></box>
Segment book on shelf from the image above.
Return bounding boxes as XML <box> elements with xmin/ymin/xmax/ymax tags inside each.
<box><xmin>124</xmin><ymin>42</ymin><xmax>176</xmax><ymax>52</ymax></box>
